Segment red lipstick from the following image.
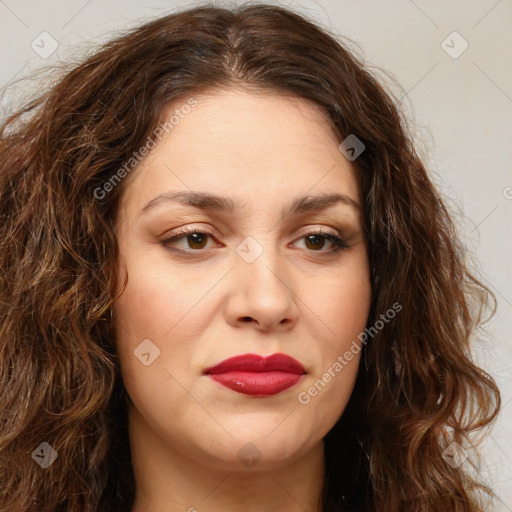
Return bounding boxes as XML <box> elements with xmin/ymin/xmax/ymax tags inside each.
<box><xmin>203</xmin><ymin>353</ymin><xmax>306</xmax><ymax>397</ymax></box>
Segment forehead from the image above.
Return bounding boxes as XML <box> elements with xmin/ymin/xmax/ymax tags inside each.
<box><xmin>118</xmin><ymin>88</ymin><xmax>360</xmax><ymax>214</ymax></box>
<box><xmin>168</xmin><ymin>88</ymin><xmax>342</xmax><ymax>155</ymax></box>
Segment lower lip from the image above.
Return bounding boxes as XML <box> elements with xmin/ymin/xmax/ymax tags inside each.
<box><xmin>207</xmin><ymin>371</ymin><xmax>304</xmax><ymax>396</ymax></box>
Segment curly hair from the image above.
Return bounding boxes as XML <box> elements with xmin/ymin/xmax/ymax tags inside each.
<box><xmin>0</xmin><ymin>3</ymin><xmax>501</xmax><ymax>511</ymax></box>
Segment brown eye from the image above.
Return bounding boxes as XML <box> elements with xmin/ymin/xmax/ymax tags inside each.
<box><xmin>183</xmin><ymin>232</ymin><xmax>209</xmax><ymax>250</ymax></box>
<box><xmin>161</xmin><ymin>229</ymin><xmax>216</xmax><ymax>252</ymax></box>
<box><xmin>304</xmin><ymin>234</ymin><xmax>330</xmax><ymax>251</ymax></box>
<box><xmin>295</xmin><ymin>231</ymin><xmax>349</xmax><ymax>253</ymax></box>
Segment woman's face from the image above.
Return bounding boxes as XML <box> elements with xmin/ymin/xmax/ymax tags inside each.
<box><xmin>113</xmin><ymin>88</ymin><xmax>371</xmax><ymax>471</ymax></box>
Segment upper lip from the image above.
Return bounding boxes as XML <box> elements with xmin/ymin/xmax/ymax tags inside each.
<box><xmin>203</xmin><ymin>353</ymin><xmax>306</xmax><ymax>375</ymax></box>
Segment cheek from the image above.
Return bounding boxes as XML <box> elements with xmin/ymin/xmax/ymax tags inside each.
<box><xmin>296</xmin><ymin>255</ymin><xmax>370</xmax><ymax>417</ymax></box>
<box><xmin>112</xmin><ymin>271</ymin><xmax>199</xmax><ymax>437</ymax></box>
<box><xmin>323</xmin><ymin>283</ymin><xmax>370</xmax><ymax>336</ymax></box>
<box><xmin>112</xmin><ymin>255</ymin><xmax>186</xmax><ymax>393</ymax></box>
<box><xmin>112</xmin><ymin>250</ymin><xmax>218</xmax><ymax>407</ymax></box>
<box><xmin>308</xmin><ymin>252</ymin><xmax>371</xmax><ymax>347</ymax></box>
<box><xmin>114</xmin><ymin>271</ymin><xmax>178</xmax><ymax>340</ymax></box>
<box><xmin>298</xmin><ymin>352</ymin><xmax>361</xmax><ymax>430</ymax></box>
<box><xmin>113</xmin><ymin>242</ymin><xmax>201</xmax><ymax>340</ymax></box>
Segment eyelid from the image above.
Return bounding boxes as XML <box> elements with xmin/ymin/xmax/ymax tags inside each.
<box><xmin>294</xmin><ymin>224</ymin><xmax>345</xmax><ymax>240</ymax></box>
<box><xmin>160</xmin><ymin>224</ymin><xmax>218</xmax><ymax>242</ymax></box>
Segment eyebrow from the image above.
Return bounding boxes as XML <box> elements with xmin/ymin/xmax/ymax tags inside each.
<box><xmin>137</xmin><ymin>190</ymin><xmax>360</xmax><ymax>219</ymax></box>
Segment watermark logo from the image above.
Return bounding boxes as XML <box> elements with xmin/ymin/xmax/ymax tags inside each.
<box><xmin>235</xmin><ymin>236</ymin><xmax>264</xmax><ymax>264</ymax></box>
<box><xmin>339</xmin><ymin>134</ymin><xmax>365</xmax><ymax>161</ymax></box>
<box><xmin>31</xmin><ymin>31</ymin><xmax>58</xmax><ymax>59</ymax></box>
<box><xmin>32</xmin><ymin>442</ymin><xmax>58</xmax><ymax>468</ymax></box>
<box><xmin>442</xmin><ymin>442</ymin><xmax>468</xmax><ymax>468</ymax></box>
<box><xmin>441</xmin><ymin>31</ymin><xmax>469</xmax><ymax>59</ymax></box>
<box><xmin>237</xmin><ymin>442</ymin><xmax>262</xmax><ymax>468</ymax></box>
<box><xmin>134</xmin><ymin>338</ymin><xmax>161</xmax><ymax>366</ymax></box>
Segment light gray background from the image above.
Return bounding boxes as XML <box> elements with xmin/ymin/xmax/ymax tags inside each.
<box><xmin>1</xmin><ymin>0</ymin><xmax>511</xmax><ymax>509</ymax></box>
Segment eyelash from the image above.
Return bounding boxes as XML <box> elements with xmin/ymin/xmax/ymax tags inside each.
<box><xmin>160</xmin><ymin>226</ymin><xmax>350</xmax><ymax>255</ymax></box>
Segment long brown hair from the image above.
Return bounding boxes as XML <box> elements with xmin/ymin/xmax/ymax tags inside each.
<box><xmin>0</xmin><ymin>3</ymin><xmax>500</xmax><ymax>511</ymax></box>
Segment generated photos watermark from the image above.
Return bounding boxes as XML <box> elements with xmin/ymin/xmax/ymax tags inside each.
<box><xmin>297</xmin><ymin>301</ymin><xmax>403</xmax><ymax>405</ymax></box>
<box><xmin>93</xmin><ymin>97</ymin><xmax>198</xmax><ymax>201</ymax></box>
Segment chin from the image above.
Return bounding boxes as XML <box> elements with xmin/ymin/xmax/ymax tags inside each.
<box><xmin>191</xmin><ymin>431</ymin><xmax>314</xmax><ymax>471</ymax></box>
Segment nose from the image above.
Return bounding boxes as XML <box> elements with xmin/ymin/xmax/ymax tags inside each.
<box><xmin>224</xmin><ymin>240</ymin><xmax>299</xmax><ymax>332</ymax></box>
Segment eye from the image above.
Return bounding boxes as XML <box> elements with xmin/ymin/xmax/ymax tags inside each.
<box><xmin>160</xmin><ymin>227</ymin><xmax>217</xmax><ymax>252</ymax></box>
<box><xmin>294</xmin><ymin>230</ymin><xmax>349</xmax><ymax>253</ymax></box>
<box><xmin>159</xmin><ymin>227</ymin><xmax>350</xmax><ymax>254</ymax></box>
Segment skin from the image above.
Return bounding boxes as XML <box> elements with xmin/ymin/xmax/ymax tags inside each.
<box><xmin>113</xmin><ymin>88</ymin><xmax>372</xmax><ymax>512</ymax></box>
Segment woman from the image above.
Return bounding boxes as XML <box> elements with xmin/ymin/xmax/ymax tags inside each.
<box><xmin>0</xmin><ymin>3</ymin><xmax>501</xmax><ymax>511</ymax></box>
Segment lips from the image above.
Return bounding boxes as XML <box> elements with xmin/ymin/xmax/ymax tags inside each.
<box><xmin>204</xmin><ymin>353</ymin><xmax>306</xmax><ymax>397</ymax></box>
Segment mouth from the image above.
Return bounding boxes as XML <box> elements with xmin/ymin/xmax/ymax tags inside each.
<box><xmin>203</xmin><ymin>353</ymin><xmax>306</xmax><ymax>397</ymax></box>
